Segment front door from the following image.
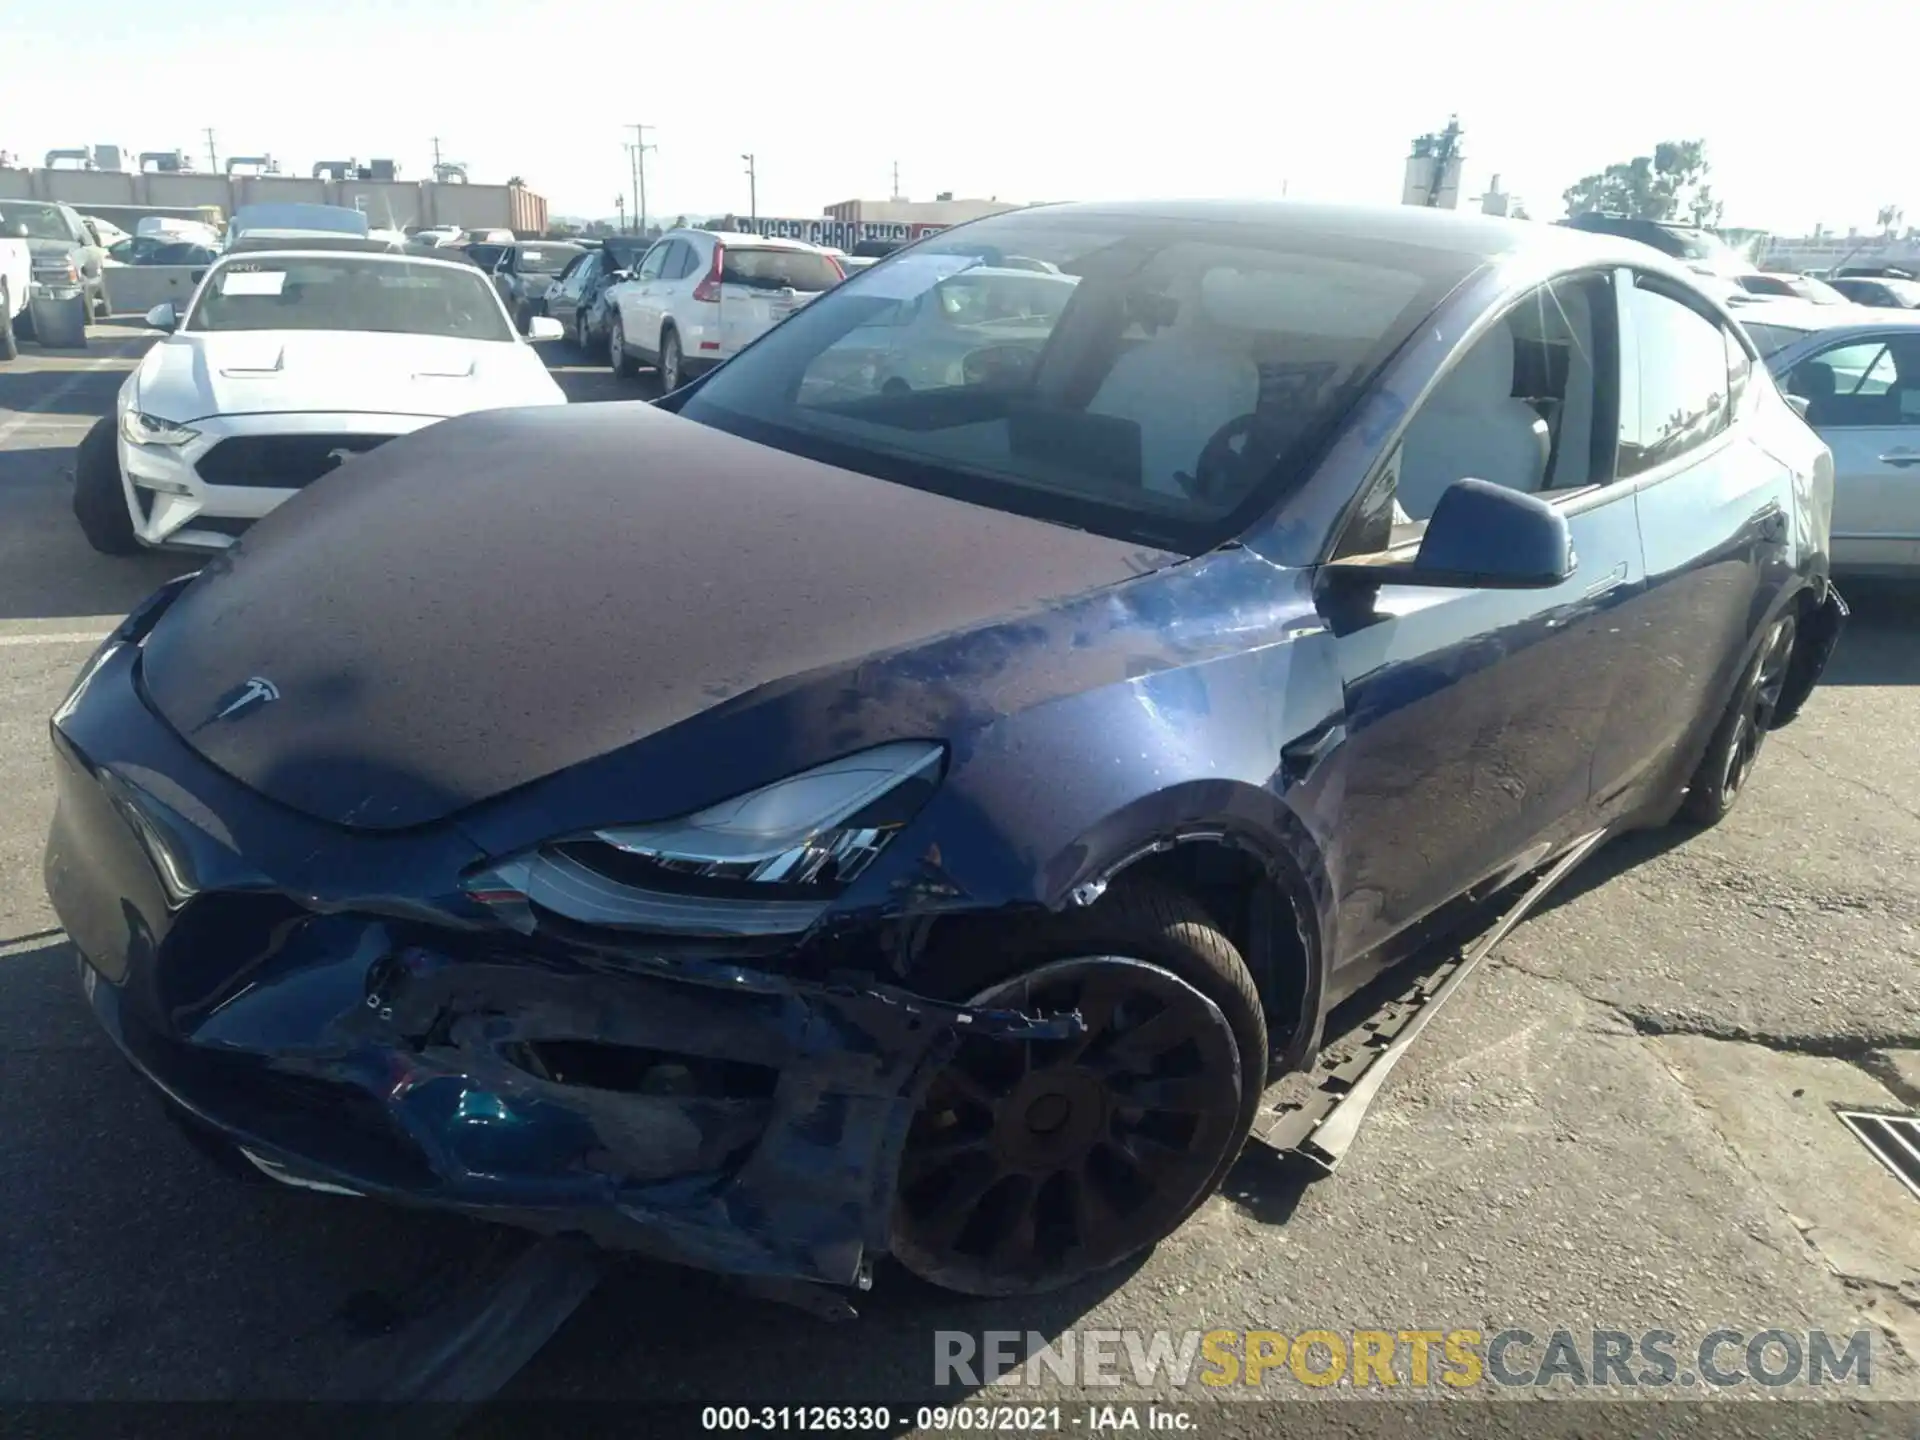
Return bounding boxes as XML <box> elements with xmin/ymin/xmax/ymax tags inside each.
<box><xmin>1782</xmin><ymin>330</ymin><xmax>1920</xmax><ymax>575</ymax></box>
<box><xmin>1313</xmin><ymin>271</ymin><xmax>1645</xmax><ymax>976</ymax></box>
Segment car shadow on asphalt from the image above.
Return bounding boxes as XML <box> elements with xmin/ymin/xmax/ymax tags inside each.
<box><xmin>1825</xmin><ymin>579</ymin><xmax>1920</xmax><ymax>686</ymax></box>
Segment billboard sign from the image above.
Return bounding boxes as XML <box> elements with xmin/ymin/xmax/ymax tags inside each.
<box><xmin>720</xmin><ymin>216</ymin><xmax>951</xmax><ymax>250</ymax></box>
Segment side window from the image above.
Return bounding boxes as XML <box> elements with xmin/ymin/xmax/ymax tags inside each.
<box><xmin>669</xmin><ymin>241</ymin><xmax>702</xmax><ymax>280</ymax></box>
<box><xmin>555</xmin><ymin>254</ymin><xmax>584</xmax><ymax>287</ymax></box>
<box><xmin>636</xmin><ymin>242</ymin><xmax>669</xmax><ymax>282</ymax></box>
<box><xmin>1787</xmin><ymin>337</ymin><xmax>1916</xmax><ymax>427</ymax></box>
<box><xmin>1389</xmin><ymin>273</ymin><xmax>1609</xmax><ymax>525</ymax></box>
<box><xmin>1617</xmin><ymin>279</ymin><xmax>1730</xmax><ymax>478</ymax></box>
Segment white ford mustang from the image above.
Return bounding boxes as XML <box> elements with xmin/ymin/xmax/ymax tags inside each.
<box><xmin>74</xmin><ymin>242</ymin><xmax>569</xmax><ymax>555</ymax></box>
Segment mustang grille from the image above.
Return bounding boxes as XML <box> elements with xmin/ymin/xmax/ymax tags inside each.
<box><xmin>195</xmin><ymin>433</ymin><xmax>394</xmax><ymax>489</ymax></box>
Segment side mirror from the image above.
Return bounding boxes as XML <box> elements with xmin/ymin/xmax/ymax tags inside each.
<box><xmin>1786</xmin><ymin>393</ymin><xmax>1812</xmax><ymax>421</ymax></box>
<box><xmin>144</xmin><ymin>301</ymin><xmax>178</xmax><ymax>332</ymax></box>
<box><xmin>1327</xmin><ymin>479</ymin><xmax>1575</xmax><ymax>591</ymax></box>
<box><xmin>526</xmin><ymin>315</ymin><xmax>564</xmax><ymax>341</ymax></box>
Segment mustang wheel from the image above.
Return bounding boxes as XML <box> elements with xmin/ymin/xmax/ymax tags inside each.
<box><xmin>1681</xmin><ymin>611</ymin><xmax>1797</xmax><ymax>825</ymax></box>
<box><xmin>892</xmin><ymin>883</ymin><xmax>1265</xmax><ymax>1297</ymax></box>
<box><xmin>72</xmin><ymin>415</ymin><xmax>139</xmax><ymax>555</ymax></box>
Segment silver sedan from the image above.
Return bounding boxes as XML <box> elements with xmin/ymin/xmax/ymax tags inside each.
<box><xmin>1754</xmin><ymin>305</ymin><xmax>1920</xmax><ymax>577</ymax></box>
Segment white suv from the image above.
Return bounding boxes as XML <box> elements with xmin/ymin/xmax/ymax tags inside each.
<box><xmin>605</xmin><ymin>229</ymin><xmax>843</xmax><ymax>391</ymax></box>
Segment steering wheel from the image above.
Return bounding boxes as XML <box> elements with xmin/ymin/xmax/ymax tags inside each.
<box><xmin>1189</xmin><ymin>413</ymin><xmax>1257</xmax><ymax>503</ymax></box>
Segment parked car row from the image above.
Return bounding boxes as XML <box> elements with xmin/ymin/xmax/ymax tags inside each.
<box><xmin>45</xmin><ymin>200</ymin><xmax>1849</xmax><ymax>1313</ymax></box>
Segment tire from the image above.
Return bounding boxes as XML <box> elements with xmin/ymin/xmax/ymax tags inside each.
<box><xmin>609</xmin><ymin>316</ymin><xmax>639</xmax><ymax>378</ymax></box>
<box><xmin>1679</xmin><ymin>610</ymin><xmax>1797</xmax><ymax>826</ymax></box>
<box><xmin>0</xmin><ymin>286</ymin><xmax>16</xmax><ymax>362</ymax></box>
<box><xmin>514</xmin><ymin>301</ymin><xmax>535</xmax><ymax>335</ymax></box>
<box><xmin>72</xmin><ymin>415</ymin><xmax>140</xmax><ymax>555</ymax></box>
<box><xmin>660</xmin><ymin>327</ymin><xmax>683</xmax><ymax>393</ymax></box>
<box><xmin>575</xmin><ymin>307</ymin><xmax>591</xmax><ymax>353</ymax></box>
<box><xmin>890</xmin><ymin>880</ymin><xmax>1267</xmax><ymax>1297</ymax></box>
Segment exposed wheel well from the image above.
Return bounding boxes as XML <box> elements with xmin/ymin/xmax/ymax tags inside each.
<box><xmin>1106</xmin><ymin>839</ymin><xmax>1316</xmax><ymax>1070</ymax></box>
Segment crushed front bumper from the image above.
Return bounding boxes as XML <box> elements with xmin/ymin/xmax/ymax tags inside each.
<box><xmin>46</xmin><ymin>635</ymin><xmax>1071</xmax><ymax>1289</ymax></box>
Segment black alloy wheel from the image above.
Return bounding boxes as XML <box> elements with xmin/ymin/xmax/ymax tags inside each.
<box><xmin>1682</xmin><ymin>611</ymin><xmax>1797</xmax><ymax>823</ymax></box>
<box><xmin>892</xmin><ymin>953</ymin><xmax>1248</xmax><ymax>1297</ymax></box>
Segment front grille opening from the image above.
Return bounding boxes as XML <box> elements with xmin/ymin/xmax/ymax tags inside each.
<box><xmin>195</xmin><ymin>433</ymin><xmax>393</xmax><ymax>489</ymax></box>
<box><xmin>1838</xmin><ymin>1110</ymin><xmax>1920</xmax><ymax>1202</ymax></box>
<box><xmin>505</xmin><ymin>1040</ymin><xmax>778</xmax><ymax>1099</ymax></box>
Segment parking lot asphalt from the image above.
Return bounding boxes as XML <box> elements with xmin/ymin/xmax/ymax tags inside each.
<box><xmin>2</xmin><ymin>326</ymin><xmax>1916</xmax><ymax>1420</ymax></box>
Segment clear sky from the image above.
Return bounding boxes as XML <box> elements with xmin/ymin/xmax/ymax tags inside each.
<box><xmin>9</xmin><ymin>0</ymin><xmax>1913</xmax><ymax>235</ymax></box>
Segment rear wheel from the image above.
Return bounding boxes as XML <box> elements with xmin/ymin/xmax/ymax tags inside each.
<box><xmin>72</xmin><ymin>416</ymin><xmax>140</xmax><ymax>555</ymax></box>
<box><xmin>0</xmin><ymin>285</ymin><xmax>16</xmax><ymax>362</ymax></box>
<box><xmin>575</xmin><ymin>307</ymin><xmax>591</xmax><ymax>353</ymax></box>
<box><xmin>891</xmin><ymin>881</ymin><xmax>1265</xmax><ymax>1297</ymax></box>
<box><xmin>660</xmin><ymin>328</ymin><xmax>684</xmax><ymax>393</ymax></box>
<box><xmin>609</xmin><ymin>316</ymin><xmax>638</xmax><ymax>378</ymax></box>
<box><xmin>1680</xmin><ymin>611</ymin><xmax>1797</xmax><ymax>825</ymax></box>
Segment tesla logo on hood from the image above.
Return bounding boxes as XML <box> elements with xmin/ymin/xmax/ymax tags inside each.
<box><xmin>210</xmin><ymin>676</ymin><xmax>281</xmax><ymax>722</ymax></box>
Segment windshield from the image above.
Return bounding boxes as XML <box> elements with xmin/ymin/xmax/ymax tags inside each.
<box><xmin>516</xmin><ymin>245</ymin><xmax>581</xmax><ymax>274</ymax></box>
<box><xmin>676</xmin><ymin>212</ymin><xmax>1469</xmax><ymax>553</ymax></box>
<box><xmin>184</xmin><ymin>255</ymin><xmax>515</xmax><ymax>341</ymax></box>
<box><xmin>721</xmin><ymin>246</ymin><xmax>843</xmax><ymax>292</ymax></box>
<box><xmin>0</xmin><ymin>202</ymin><xmax>72</xmax><ymax>240</ymax></box>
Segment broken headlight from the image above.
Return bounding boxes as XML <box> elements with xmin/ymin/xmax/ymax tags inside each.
<box><xmin>464</xmin><ymin>741</ymin><xmax>946</xmax><ymax>938</ymax></box>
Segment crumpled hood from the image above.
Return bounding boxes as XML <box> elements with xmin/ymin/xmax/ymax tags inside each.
<box><xmin>138</xmin><ymin>402</ymin><xmax>1171</xmax><ymax>830</ymax></box>
<box><xmin>133</xmin><ymin>330</ymin><xmax>563</xmax><ymax>423</ymax></box>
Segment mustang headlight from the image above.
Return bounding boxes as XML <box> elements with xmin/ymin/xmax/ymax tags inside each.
<box><xmin>121</xmin><ymin>409</ymin><xmax>199</xmax><ymax>448</ymax></box>
<box><xmin>465</xmin><ymin>741</ymin><xmax>946</xmax><ymax>938</ymax></box>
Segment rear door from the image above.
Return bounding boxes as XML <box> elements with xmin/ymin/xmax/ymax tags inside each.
<box><xmin>1780</xmin><ymin>331</ymin><xmax>1920</xmax><ymax>573</ymax></box>
<box><xmin>717</xmin><ymin>244</ymin><xmax>841</xmax><ymax>355</ymax></box>
<box><xmin>1622</xmin><ymin>270</ymin><xmax>1798</xmax><ymax>796</ymax></box>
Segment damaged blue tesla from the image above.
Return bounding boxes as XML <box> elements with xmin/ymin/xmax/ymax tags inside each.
<box><xmin>46</xmin><ymin>201</ymin><xmax>1845</xmax><ymax>1302</ymax></box>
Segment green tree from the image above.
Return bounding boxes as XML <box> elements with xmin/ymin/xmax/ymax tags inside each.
<box><xmin>1562</xmin><ymin>140</ymin><xmax>1722</xmax><ymax>226</ymax></box>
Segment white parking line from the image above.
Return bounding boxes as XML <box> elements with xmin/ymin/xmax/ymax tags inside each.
<box><xmin>0</xmin><ymin>349</ymin><xmax>126</xmax><ymax>446</ymax></box>
<box><xmin>0</xmin><ymin>631</ymin><xmax>110</xmax><ymax>647</ymax></box>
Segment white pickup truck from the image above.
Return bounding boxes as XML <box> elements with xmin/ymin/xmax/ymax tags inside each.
<box><xmin>0</xmin><ymin>234</ymin><xmax>28</xmax><ymax>361</ymax></box>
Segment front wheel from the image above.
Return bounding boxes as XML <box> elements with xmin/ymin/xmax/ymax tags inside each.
<box><xmin>890</xmin><ymin>881</ymin><xmax>1266</xmax><ymax>1297</ymax></box>
<box><xmin>609</xmin><ymin>316</ymin><xmax>638</xmax><ymax>378</ymax></box>
<box><xmin>0</xmin><ymin>286</ymin><xmax>17</xmax><ymax>362</ymax></box>
<box><xmin>576</xmin><ymin>307</ymin><xmax>592</xmax><ymax>353</ymax></box>
<box><xmin>72</xmin><ymin>416</ymin><xmax>140</xmax><ymax>555</ymax></box>
<box><xmin>1679</xmin><ymin>611</ymin><xmax>1797</xmax><ymax>825</ymax></box>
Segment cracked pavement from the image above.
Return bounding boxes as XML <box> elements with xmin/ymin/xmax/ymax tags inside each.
<box><xmin>0</xmin><ymin>333</ymin><xmax>1916</xmax><ymax>1422</ymax></box>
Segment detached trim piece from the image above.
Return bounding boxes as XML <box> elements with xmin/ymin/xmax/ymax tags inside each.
<box><xmin>1255</xmin><ymin>828</ymin><xmax>1609</xmax><ymax>1171</ymax></box>
<box><xmin>1837</xmin><ymin>1110</ymin><xmax>1920</xmax><ymax>1203</ymax></box>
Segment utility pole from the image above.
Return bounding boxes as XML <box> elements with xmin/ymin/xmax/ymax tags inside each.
<box><xmin>742</xmin><ymin>153</ymin><xmax>757</xmax><ymax>223</ymax></box>
<box><xmin>891</xmin><ymin>160</ymin><xmax>901</xmax><ymax>200</ymax></box>
<box><xmin>627</xmin><ymin>125</ymin><xmax>655</xmax><ymax>236</ymax></box>
<box><xmin>616</xmin><ymin>195</ymin><xmax>627</xmax><ymax>233</ymax></box>
<box><xmin>203</xmin><ymin>128</ymin><xmax>218</xmax><ymax>174</ymax></box>
<box><xmin>431</xmin><ymin>136</ymin><xmax>443</xmax><ymax>168</ymax></box>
